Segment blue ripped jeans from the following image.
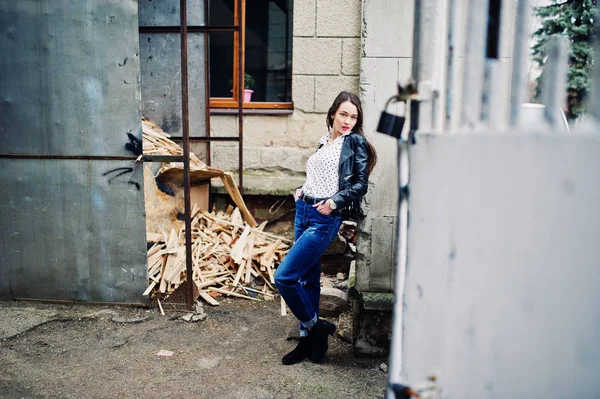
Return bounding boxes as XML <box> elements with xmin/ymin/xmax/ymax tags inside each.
<box><xmin>274</xmin><ymin>198</ymin><xmax>343</xmax><ymax>336</ymax></box>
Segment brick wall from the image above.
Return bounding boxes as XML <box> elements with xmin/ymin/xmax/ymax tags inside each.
<box><xmin>210</xmin><ymin>0</ymin><xmax>362</xmax><ymax>194</ymax></box>
<box><xmin>292</xmin><ymin>0</ymin><xmax>361</xmax><ymax>113</ymax></box>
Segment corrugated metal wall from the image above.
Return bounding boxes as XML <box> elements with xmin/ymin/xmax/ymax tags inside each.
<box><xmin>0</xmin><ymin>1</ymin><xmax>148</xmax><ymax>303</ymax></box>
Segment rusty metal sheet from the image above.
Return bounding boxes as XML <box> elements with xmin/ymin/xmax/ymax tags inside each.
<box><xmin>0</xmin><ymin>159</ymin><xmax>148</xmax><ymax>303</ymax></box>
<box><xmin>139</xmin><ymin>32</ymin><xmax>207</xmax><ymax>137</ymax></box>
<box><xmin>0</xmin><ymin>1</ymin><xmax>142</xmax><ymax>156</ymax></box>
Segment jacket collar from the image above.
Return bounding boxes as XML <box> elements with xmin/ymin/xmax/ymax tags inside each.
<box><xmin>338</xmin><ymin>132</ymin><xmax>355</xmax><ymax>165</ymax></box>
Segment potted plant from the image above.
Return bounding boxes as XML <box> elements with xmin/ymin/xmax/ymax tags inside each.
<box><xmin>229</xmin><ymin>72</ymin><xmax>255</xmax><ymax>102</ymax></box>
<box><xmin>242</xmin><ymin>72</ymin><xmax>254</xmax><ymax>102</ymax></box>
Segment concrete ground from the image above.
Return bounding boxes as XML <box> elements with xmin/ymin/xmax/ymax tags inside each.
<box><xmin>0</xmin><ymin>298</ymin><xmax>388</xmax><ymax>399</ymax></box>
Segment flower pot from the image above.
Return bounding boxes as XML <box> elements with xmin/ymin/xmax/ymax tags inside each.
<box><xmin>244</xmin><ymin>89</ymin><xmax>253</xmax><ymax>102</ymax></box>
<box><xmin>230</xmin><ymin>89</ymin><xmax>254</xmax><ymax>102</ymax></box>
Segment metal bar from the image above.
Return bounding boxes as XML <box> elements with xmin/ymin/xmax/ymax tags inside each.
<box><xmin>589</xmin><ymin>10</ymin><xmax>600</xmax><ymax>123</ymax></box>
<box><xmin>444</xmin><ymin>0</ymin><xmax>456</xmax><ymax>130</ymax></box>
<box><xmin>140</xmin><ymin>155</ymin><xmax>185</xmax><ymax>162</ymax></box>
<box><xmin>284</xmin><ymin>0</ymin><xmax>291</xmax><ymax>101</ymax></box>
<box><xmin>386</xmin><ymin>116</ymin><xmax>412</xmax><ymax>399</ymax></box>
<box><xmin>448</xmin><ymin>0</ymin><xmax>466</xmax><ymax>132</ymax></box>
<box><xmin>210</xmin><ymin>107</ymin><xmax>294</xmax><ymax>115</ymax></box>
<box><xmin>481</xmin><ymin>59</ymin><xmax>503</xmax><ymax>124</ymax></box>
<box><xmin>237</xmin><ymin>0</ymin><xmax>244</xmax><ymax>192</ymax></box>
<box><xmin>460</xmin><ymin>0</ymin><xmax>490</xmax><ymax>128</ymax></box>
<box><xmin>139</xmin><ymin>25</ymin><xmax>239</xmax><ymax>33</ymax></box>
<box><xmin>410</xmin><ymin>0</ymin><xmax>423</xmax><ymax>82</ymax></box>
<box><xmin>386</xmin><ymin>0</ymin><xmax>430</xmax><ymax>392</ymax></box>
<box><xmin>509</xmin><ymin>0</ymin><xmax>531</xmax><ymax>126</ymax></box>
<box><xmin>165</xmin><ymin>136</ymin><xmax>240</xmax><ymax>142</ymax></box>
<box><xmin>179</xmin><ymin>0</ymin><xmax>194</xmax><ymax>311</ymax></box>
<box><xmin>166</xmin><ymin>136</ymin><xmax>240</xmax><ymax>142</ymax></box>
<box><xmin>542</xmin><ymin>37</ymin><xmax>568</xmax><ymax>130</ymax></box>
<box><xmin>0</xmin><ymin>154</ymin><xmax>138</xmax><ymax>160</ymax></box>
<box><xmin>204</xmin><ymin>0</ymin><xmax>212</xmax><ymax>165</ymax></box>
<box><xmin>411</xmin><ymin>0</ymin><xmax>439</xmax><ymax>133</ymax></box>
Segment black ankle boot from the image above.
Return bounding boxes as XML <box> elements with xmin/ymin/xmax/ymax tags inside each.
<box><xmin>282</xmin><ymin>336</ymin><xmax>311</xmax><ymax>365</ymax></box>
<box><xmin>309</xmin><ymin>319</ymin><xmax>336</xmax><ymax>363</ymax></box>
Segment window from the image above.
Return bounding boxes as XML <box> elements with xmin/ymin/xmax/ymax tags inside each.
<box><xmin>209</xmin><ymin>0</ymin><xmax>293</xmax><ymax>109</ymax></box>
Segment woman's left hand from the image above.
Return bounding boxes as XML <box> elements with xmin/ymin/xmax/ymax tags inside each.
<box><xmin>313</xmin><ymin>200</ymin><xmax>332</xmax><ymax>215</ymax></box>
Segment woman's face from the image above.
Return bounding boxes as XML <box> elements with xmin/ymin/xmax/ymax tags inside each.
<box><xmin>331</xmin><ymin>100</ymin><xmax>358</xmax><ymax>136</ymax></box>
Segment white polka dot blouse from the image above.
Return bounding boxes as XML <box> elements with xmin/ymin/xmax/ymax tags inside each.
<box><xmin>302</xmin><ymin>131</ymin><xmax>349</xmax><ymax>198</ymax></box>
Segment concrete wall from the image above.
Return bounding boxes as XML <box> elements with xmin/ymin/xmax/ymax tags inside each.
<box><xmin>209</xmin><ymin>0</ymin><xmax>361</xmax><ymax>194</ymax></box>
<box><xmin>356</xmin><ymin>0</ymin><xmax>415</xmax><ymax>292</ymax></box>
<box><xmin>357</xmin><ymin>0</ymin><xmax>518</xmax><ymax>292</ymax></box>
<box><xmin>401</xmin><ymin>132</ymin><xmax>600</xmax><ymax>397</ymax></box>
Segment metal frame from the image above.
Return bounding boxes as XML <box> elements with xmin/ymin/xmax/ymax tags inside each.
<box><xmin>0</xmin><ymin>1</ymin><xmax>244</xmax><ymax>308</ymax></box>
<box><xmin>139</xmin><ymin>1</ymin><xmax>244</xmax><ymax>192</ymax></box>
<box><xmin>0</xmin><ymin>155</ymin><xmax>139</xmax><ymax>160</ymax></box>
<box><xmin>139</xmin><ymin>0</ymin><xmax>245</xmax><ymax>309</ymax></box>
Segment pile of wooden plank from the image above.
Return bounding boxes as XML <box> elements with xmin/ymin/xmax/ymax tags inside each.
<box><xmin>141</xmin><ymin>117</ymin><xmax>285</xmax><ymax>306</ymax></box>
<box><xmin>141</xmin><ymin>117</ymin><xmax>257</xmax><ymax>227</ymax></box>
<box><xmin>144</xmin><ymin>205</ymin><xmax>290</xmax><ymax>306</ymax></box>
<box><xmin>141</xmin><ymin>117</ymin><xmax>208</xmax><ymax>171</ymax></box>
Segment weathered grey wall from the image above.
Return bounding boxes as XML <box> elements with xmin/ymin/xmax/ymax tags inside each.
<box><xmin>138</xmin><ymin>0</ymin><xmax>206</xmax><ymax>137</ymax></box>
<box><xmin>358</xmin><ymin>0</ymin><xmax>517</xmax><ymax>292</ymax></box>
<box><xmin>0</xmin><ymin>1</ymin><xmax>142</xmax><ymax>156</ymax></box>
<box><xmin>402</xmin><ymin>133</ymin><xmax>600</xmax><ymax>396</ymax></box>
<box><xmin>0</xmin><ymin>159</ymin><xmax>148</xmax><ymax>302</ymax></box>
<box><xmin>357</xmin><ymin>0</ymin><xmax>415</xmax><ymax>292</ymax></box>
<box><xmin>0</xmin><ymin>1</ymin><xmax>148</xmax><ymax>303</ymax></box>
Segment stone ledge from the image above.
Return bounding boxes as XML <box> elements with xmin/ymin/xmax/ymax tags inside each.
<box><xmin>210</xmin><ymin>175</ymin><xmax>306</xmax><ymax>196</ymax></box>
<box><xmin>361</xmin><ymin>292</ymin><xmax>394</xmax><ymax>311</ymax></box>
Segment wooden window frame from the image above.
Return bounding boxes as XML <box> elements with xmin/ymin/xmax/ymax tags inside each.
<box><xmin>209</xmin><ymin>0</ymin><xmax>293</xmax><ymax>110</ymax></box>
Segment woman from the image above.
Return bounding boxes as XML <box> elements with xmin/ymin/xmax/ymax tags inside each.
<box><xmin>274</xmin><ymin>91</ymin><xmax>377</xmax><ymax>365</ymax></box>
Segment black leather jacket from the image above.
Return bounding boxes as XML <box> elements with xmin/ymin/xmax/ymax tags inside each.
<box><xmin>309</xmin><ymin>132</ymin><xmax>370</xmax><ymax>213</ymax></box>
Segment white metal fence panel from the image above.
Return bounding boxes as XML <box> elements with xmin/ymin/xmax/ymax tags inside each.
<box><xmin>386</xmin><ymin>0</ymin><xmax>600</xmax><ymax>396</ymax></box>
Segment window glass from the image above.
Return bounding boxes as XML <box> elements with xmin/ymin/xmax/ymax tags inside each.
<box><xmin>208</xmin><ymin>0</ymin><xmax>234</xmax><ymax>26</ymax></box>
<box><xmin>208</xmin><ymin>0</ymin><xmax>293</xmax><ymax>104</ymax></box>
<box><xmin>209</xmin><ymin>31</ymin><xmax>235</xmax><ymax>98</ymax></box>
<box><xmin>245</xmin><ymin>0</ymin><xmax>293</xmax><ymax>102</ymax></box>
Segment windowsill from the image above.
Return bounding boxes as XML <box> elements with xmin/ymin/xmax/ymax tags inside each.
<box><xmin>210</xmin><ymin>108</ymin><xmax>294</xmax><ymax>116</ymax></box>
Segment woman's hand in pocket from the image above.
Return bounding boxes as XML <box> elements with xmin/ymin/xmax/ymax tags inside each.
<box><xmin>314</xmin><ymin>200</ymin><xmax>332</xmax><ymax>215</ymax></box>
<box><xmin>293</xmin><ymin>189</ymin><xmax>303</xmax><ymax>202</ymax></box>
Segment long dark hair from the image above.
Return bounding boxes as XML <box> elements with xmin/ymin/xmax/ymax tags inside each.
<box><xmin>326</xmin><ymin>91</ymin><xmax>378</xmax><ymax>175</ymax></box>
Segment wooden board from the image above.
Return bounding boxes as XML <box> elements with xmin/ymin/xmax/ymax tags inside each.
<box><xmin>144</xmin><ymin>206</ymin><xmax>289</xmax><ymax>307</ymax></box>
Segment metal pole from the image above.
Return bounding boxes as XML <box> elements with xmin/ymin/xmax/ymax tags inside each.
<box><xmin>237</xmin><ymin>0</ymin><xmax>244</xmax><ymax>192</ymax></box>
<box><xmin>385</xmin><ymin>0</ymin><xmax>435</xmax><ymax>392</ymax></box>
<box><xmin>460</xmin><ymin>0</ymin><xmax>490</xmax><ymax>128</ymax></box>
<box><xmin>509</xmin><ymin>0</ymin><xmax>531</xmax><ymax>126</ymax></box>
<box><xmin>180</xmin><ymin>0</ymin><xmax>194</xmax><ymax>310</ymax></box>
<box><xmin>542</xmin><ymin>37</ymin><xmax>568</xmax><ymax>130</ymax></box>
<box><xmin>411</xmin><ymin>0</ymin><xmax>438</xmax><ymax>133</ymax></box>
<box><xmin>386</xmin><ymin>127</ymin><xmax>411</xmax><ymax>399</ymax></box>
<box><xmin>444</xmin><ymin>0</ymin><xmax>456</xmax><ymax>130</ymax></box>
<box><xmin>204</xmin><ymin>0</ymin><xmax>212</xmax><ymax>165</ymax></box>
